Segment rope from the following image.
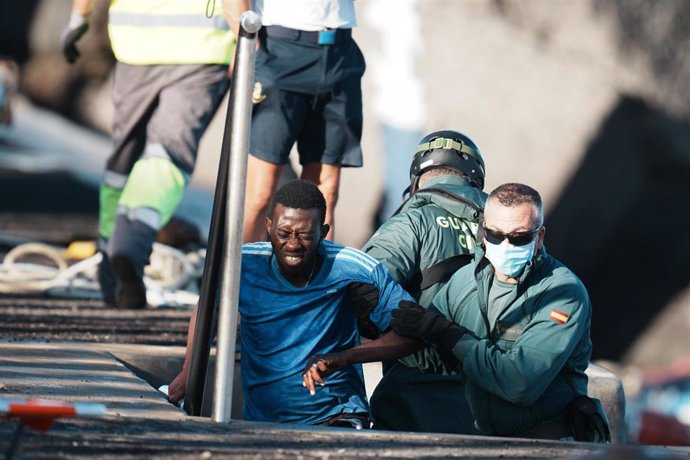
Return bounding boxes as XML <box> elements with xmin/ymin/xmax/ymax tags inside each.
<box><xmin>0</xmin><ymin>242</ymin><xmax>204</xmax><ymax>308</ymax></box>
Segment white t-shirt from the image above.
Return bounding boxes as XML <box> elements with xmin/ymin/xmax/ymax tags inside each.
<box><xmin>253</xmin><ymin>0</ymin><xmax>356</xmax><ymax>30</ymax></box>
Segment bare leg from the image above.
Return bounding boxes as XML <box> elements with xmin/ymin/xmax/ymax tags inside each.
<box><xmin>301</xmin><ymin>163</ymin><xmax>341</xmax><ymax>240</ymax></box>
<box><xmin>244</xmin><ymin>155</ymin><xmax>284</xmax><ymax>242</ymax></box>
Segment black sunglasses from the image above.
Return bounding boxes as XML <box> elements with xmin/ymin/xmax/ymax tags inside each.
<box><xmin>482</xmin><ymin>223</ymin><xmax>541</xmax><ymax>247</ymax></box>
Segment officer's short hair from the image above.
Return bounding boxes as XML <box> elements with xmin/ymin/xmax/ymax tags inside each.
<box><xmin>488</xmin><ymin>183</ymin><xmax>543</xmax><ymax>226</ymax></box>
<box><xmin>419</xmin><ymin>167</ymin><xmax>465</xmax><ymax>186</ymax></box>
<box><xmin>270</xmin><ymin>180</ymin><xmax>327</xmax><ymax>225</ymax></box>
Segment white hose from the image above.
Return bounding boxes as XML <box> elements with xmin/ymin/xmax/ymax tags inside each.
<box><xmin>0</xmin><ymin>241</ymin><xmax>204</xmax><ymax>308</ymax></box>
<box><xmin>0</xmin><ymin>243</ymin><xmax>69</xmax><ymax>292</ymax></box>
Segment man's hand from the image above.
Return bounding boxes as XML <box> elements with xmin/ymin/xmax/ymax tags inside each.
<box><xmin>348</xmin><ymin>282</ymin><xmax>381</xmax><ymax>339</ymax></box>
<box><xmin>391</xmin><ymin>300</ymin><xmax>447</xmax><ymax>342</ymax></box>
<box><xmin>61</xmin><ymin>12</ymin><xmax>89</xmax><ymax>63</ymax></box>
<box><xmin>301</xmin><ymin>353</ymin><xmax>349</xmax><ymax>396</ymax></box>
<box><xmin>167</xmin><ymin>368</ymin><xmax>188</xmax><ymax>404</ymax></box>
<box><xmin>391</xmin><ymin>300</ymin><xmax>469</xmax><ymax>356</ymax></box>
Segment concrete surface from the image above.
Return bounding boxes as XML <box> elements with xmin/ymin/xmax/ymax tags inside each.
<box><xmin>0</xmin><ymin>343</ymin><xmax>184</xmax><ymax>421</ymax></box>
<box><xmin>586</xmin><ymin>363</ymin><xmax>627</xmax><ymax>444</ymax></box>
<box><xmin>0</xmin><ymin>294</ymin><xmax>633</xmax><ymax>447</ymax></box>
<box><xmin>2</xmin><ymin>341</ymin><xmax>683</xmax><ymax>459</ymax></box>
<box><xmin>0</xmin><ymin>295</ymin><xmax>191</xmax><ymax>346</ymax></box>
<box><xmin>0</xmin><ymin>303</ymin><xmax>687</xmax><ymax>458</ymax></box>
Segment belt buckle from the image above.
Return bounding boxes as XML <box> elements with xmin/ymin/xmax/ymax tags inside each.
<box><xmin>318</xmin><ymin>29</ymin><xmax>336</xmax><ymax>45</ymax></box>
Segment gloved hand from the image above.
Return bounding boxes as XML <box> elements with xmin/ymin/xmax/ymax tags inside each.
<box><xmin>391</xmin><ymin>300</ymin><xmax>469</xmax><ymax>365</ymax></box>
<box><xmin>61</xmin><ymin>12</ymin><xmax>89</xmax><ymax>63</ymax></box>
<box><xmin>348</xmin><ymin>282</ymin><xmax>381</xmax><ymax>339</ymax></box>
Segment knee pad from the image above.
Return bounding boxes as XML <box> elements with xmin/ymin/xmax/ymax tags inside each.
<box><xmin>119</xmin><ymin>157</ymin><xmax>187</xmax><ymax>229</ymax></box>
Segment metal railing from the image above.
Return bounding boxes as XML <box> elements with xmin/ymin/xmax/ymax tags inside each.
<box><xmin>183</xmin><ymin>10</ymin><xmax>262</xmax><ymax>422</ymax></box>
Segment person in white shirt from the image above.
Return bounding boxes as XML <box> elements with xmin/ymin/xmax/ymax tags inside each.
<box><xmin>224</xmin><ymin>0</ymin><xmax>365</xmax><ymax>243</ymax></box>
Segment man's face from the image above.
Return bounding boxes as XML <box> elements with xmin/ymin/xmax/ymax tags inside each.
<box><xmin>483</xmin><ymin>198</ymin><xmax>545</xmax><ymax>253</ymax></box>
<box><xmin>265</xmin><ymin>204</ymin><xmax>328</xmax><ymax>277</ymax></box>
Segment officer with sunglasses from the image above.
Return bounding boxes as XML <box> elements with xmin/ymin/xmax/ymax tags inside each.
<box><xmin>389</xmin><ymin>182</ymin><xmax>608</xmax><ymax>441</ymax></box>
<box><xmin>303</xmin><ymin>182</ymin><xmax>609</xmax><ymax>441</ymax></box>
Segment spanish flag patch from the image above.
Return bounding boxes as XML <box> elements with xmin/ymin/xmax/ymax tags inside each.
<box><xmin>550</xmin><ymin>309</ymin><xmax>569</xmax><ymax>324</ymax></box>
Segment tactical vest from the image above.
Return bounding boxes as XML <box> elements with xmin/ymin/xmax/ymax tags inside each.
<box><xmin>108</xmin><ymin>0</ymin><xmax>234</xmax><ymax>65</ymax></box>
<box><xmin>395</xmin><ymin>187</ymin><xmax>484</xmax><ymax>295</ymax></box>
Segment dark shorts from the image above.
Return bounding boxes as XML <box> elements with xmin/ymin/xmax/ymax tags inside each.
<box><xmin>249</xmin><ymin>27</ymin><xmax>365</xmax><ymax>167</ymax></box>
<box><xmin>109</xmin><ymin>63</ymin><xmax>227</xmax><ymax>176</ymax></box>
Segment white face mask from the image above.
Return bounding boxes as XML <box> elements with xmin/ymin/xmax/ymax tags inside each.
<box><xmin>484</xmin><ymin>238</ymin><xmax>536</xmax><ymax>278</ymax></box>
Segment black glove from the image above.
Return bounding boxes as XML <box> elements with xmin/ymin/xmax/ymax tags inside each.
<box><xmin>348</xmin><ymin>282</ymin><xmax>380</xmax><ymax>340</ymax></box>
<box><xmin>61</xmin><ymin>17</ymin><xmax>89</xmax><ymax>63</ymax></box>
<box><xmin>391</xmin><ymin>300</ymin><xmax>468</xmax><ymax>366</ymax></box>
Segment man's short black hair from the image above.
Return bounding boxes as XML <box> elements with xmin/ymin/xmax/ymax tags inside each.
<box><xmin>488</xmin><ymin>183</ymin><xmax>544</xmax><ymax>226</ymax></box>
<box><xmin>269</xmin><ymin>180</ymin><xmax>327</xmax><ymax>225</ymax></box>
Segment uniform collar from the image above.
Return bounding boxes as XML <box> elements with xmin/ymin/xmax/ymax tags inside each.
<box><xmin>401</xmin><ymin>175</ymin><xmax>486</xmax><ymax>217</ymax></box>
<box><xmin>418</xmin><ymin>175</ymin><xmax>471</xmax><ymax>190</ymax></box>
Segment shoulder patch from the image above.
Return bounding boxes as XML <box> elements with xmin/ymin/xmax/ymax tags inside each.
<box><xmin>550</xmin><ymin>309</ymin><xmax>570</xmax><ymax>324</ymax></box>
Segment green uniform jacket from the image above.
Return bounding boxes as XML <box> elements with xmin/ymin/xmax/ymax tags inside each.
<box><xmin>433</xmin><ymin>246</ymin><xmax>592</xmax><ymax>436</ymax></box>
<box><xmin>363</xmin><ymin>175</ymin><xmax>485</xmax><ymax>310</ymax></box>
<box><xmin>363</xmin><ymin>175</ymin><xmax>486</xmax><ymax>433</ymax></box>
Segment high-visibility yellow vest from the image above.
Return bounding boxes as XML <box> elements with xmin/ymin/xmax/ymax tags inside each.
<box><xmin>108</xmin><ymin>0</ymin><xmax>234</xmax><ymax>65</ymax></box>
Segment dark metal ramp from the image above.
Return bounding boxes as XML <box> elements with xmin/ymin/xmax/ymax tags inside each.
<box><xmin>0</xmin><ymin>296</ymin><xmax>191</xmax><ymax>346</ymax></box>
<box><xmin>0</xmin><ymin>296</ymin><xmax>687</xmax><ymax>459</ymax></box>
<box><xmin>2</xmin><ymin>415</ymin><xmax>688</xmax><ymax>459</ymax></box>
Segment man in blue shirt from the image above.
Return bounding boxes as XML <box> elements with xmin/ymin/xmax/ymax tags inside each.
<box><xmin>168</xmin><ymin>180</ymin><xmax>414</xmax><ymax>426</ymax></box>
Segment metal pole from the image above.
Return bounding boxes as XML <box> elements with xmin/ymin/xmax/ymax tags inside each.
<box><xmin>183</xmin><ymin>82</ymin><xmax>230</xmax><ymax>417</ymax></box>
<box><xmin>212</xmin><ymin>10</ymin><xmax>261</xmax><ymax>423</ymax></box>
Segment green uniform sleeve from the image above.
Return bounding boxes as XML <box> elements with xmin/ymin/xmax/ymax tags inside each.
<box><xmin>455</xmin><ymin>281</ymin><xmax>591</xmax><ymax>406</ymax></box>
<box><xmin>362</xmin><ymin>214</ymin><xmax>421</xmax><ymax>288</ymax></box>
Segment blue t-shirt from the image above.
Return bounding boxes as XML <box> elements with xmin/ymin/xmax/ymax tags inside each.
<box><xmin>239</xmin><ymin>239</ymin><xmax>412</xmax><ymax>424</ymax></box>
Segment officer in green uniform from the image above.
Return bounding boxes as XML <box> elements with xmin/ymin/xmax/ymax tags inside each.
<box><xmin>390</xmin><ymin>183</ymin><xmax>608</xmax><ymax>441</ymax></box>
<box><xmin>362</xmin><ymin>130</ymin><xmax>487</xmax><ymax>434</ymax></box>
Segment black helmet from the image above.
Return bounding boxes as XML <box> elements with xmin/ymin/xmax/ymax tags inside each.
<box><xmin>406</xmin><ymin>130</ymin><xmax>485</xmax><ymax>195</ymax></box>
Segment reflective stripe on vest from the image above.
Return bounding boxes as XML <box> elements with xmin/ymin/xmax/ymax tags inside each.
<box><xmin>108</xmin><ymin>0</ymin><xmax>234</xmax><ymax>65</ymax></box>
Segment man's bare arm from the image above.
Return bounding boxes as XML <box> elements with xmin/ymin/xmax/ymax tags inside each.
<box><xmin>302</xmin><ymin>331</ymin><xmax>423</xmax><ymax>395</ymax></box>
<box><xmin>167</xmin><ymin>302</ymin><xmax>199</xmax><ymax>402</ymax></box>
<box><xmin>71</xmin><ymin>0</ymin><xmax>93</xmax><ymax>15</ymax></box>
<box><xmin>222</xmin><ymin>0</ymin><xmax>251</xmax><ymax>42</ymax></box>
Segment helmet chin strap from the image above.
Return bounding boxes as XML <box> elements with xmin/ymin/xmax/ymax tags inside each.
<box><xmin>401</xmin><ymin>176</ymin><xmax>421</xmax><ymax>200</ymax></box>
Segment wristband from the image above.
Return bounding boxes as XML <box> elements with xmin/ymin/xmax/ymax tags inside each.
<box><xmin>68</xmin><ymin>11</ymin><xmax>88</xmax><ymax>28</ymax></box>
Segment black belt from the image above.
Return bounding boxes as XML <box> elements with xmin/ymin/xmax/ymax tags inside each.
<box><xmin>263</xmin><ymin>25</ymin><xmax>352</xmax><ymax>45</ymax></box>
<box><xmin>319</xmin><ymin>412</ymin><xmax>371</xmax><ymax>430</ymax></box>
<box><xmin>512</xmin><ymin>415</ymin><xmax>573</xmax><ymax>440</ymax></box>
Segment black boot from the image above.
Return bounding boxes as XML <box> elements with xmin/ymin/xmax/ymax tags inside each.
<box><xmin>111</xmin><ymin>253</ymin><xmax>147</xmax><ymax>310</ymax></box>
<box><xmin>97</xmin><ymin>252</ymin><xmax>117</xmax><ymax>308</ymax></box>
<box><xmin>107</xmin><ymin>214</ymin><xmax>157</xmax><ymax>310</ymax></box>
